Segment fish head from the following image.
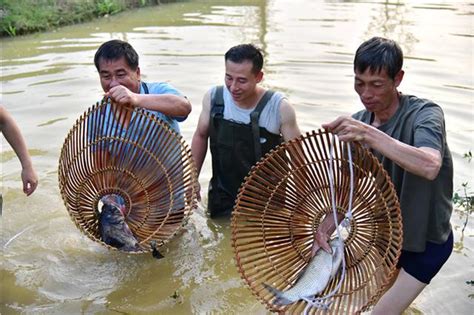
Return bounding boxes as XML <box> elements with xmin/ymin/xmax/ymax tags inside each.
<box><xmin>100</xmin><ymin>201</ymin><xmax>125</xmax><ymax>225</ymax></box>
<box><xmin>100</xmin><ymin>194</ymin><xmax>127</xmax><ymax>216</ymax></box>
<box><xmin>99</xmin><ymin>201</ymin><xmax>139</xmax><ymax>251</ymax></box>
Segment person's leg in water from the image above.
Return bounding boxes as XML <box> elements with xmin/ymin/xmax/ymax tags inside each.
<box><xmin>372</xmin><ymin>268</ymin><xmax>426</xmax><ymax>314</ymax></box>
<box><xmin>372</xmin><ymin>232</ymin><xmax>453</xmax><ymax>314</ymax></box>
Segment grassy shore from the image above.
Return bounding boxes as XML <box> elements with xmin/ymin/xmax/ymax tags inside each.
<box><xmin>0</xmin><ymin>0</ymin><xmax>176</xmax><ymax>37</ymax></box>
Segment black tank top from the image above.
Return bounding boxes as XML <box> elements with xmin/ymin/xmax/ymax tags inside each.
<box><xmin>208</xmin><ymin>86</ymin><xmax>283</xmax><ymax>218</ymax></box>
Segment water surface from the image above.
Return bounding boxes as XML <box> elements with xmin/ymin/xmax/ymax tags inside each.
<box><xmin>1</xmin><ymin>0</ymin><xmax>473</xmax><ymax>314</ymax></box>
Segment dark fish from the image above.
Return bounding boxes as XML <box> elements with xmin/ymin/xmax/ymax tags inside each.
<box><xmin>99</xmin><ymin>195</ymin><xmax>139</xmax><ymax>251</ymax></box>
<box><xmin>150</xmin><ymin>240</ymin><xmax>165</xmax><ymax>259</ymax></box>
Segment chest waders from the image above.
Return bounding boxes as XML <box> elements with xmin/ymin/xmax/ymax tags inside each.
<box><xmin>208</xmin><ymin>86</ymin><xmax>283</xmax><ymax>218</ymax></box>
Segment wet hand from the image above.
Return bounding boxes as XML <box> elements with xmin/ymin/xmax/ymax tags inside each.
<box><xmin>322</xmin><ymin>116</ymin><xmax>368</xmax><ymax>143</ymax></box>
<box><xmin>311</xmin><ymin>230</ymin><xmax>332</xmax><ymax>257</ymax></box>
<box><xmin>105</xmin><ymin>85</ymin><xmax>139</xmax><ymax>107</ymax></box>
<box><xmin>21</xmin><ymin>167</ymin><xmax>38</xmax><ymax>196</ymax></box>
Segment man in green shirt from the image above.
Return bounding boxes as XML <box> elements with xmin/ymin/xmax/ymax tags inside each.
<box><xmin>319</xmin><ymin>37</ymin><xmax>453</xmax><ymax>313</ymax></box>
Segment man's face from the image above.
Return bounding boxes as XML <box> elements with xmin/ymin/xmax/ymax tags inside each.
<box><xmin>354</xmin><ymin>67</ymin><xmax>402</xmax><ymax>113</ymax></box>
<box><xmin>98</xmin><ymin>57</ymin><xmax>141</xmax><ymax>93</ymax></box>
<box><xmin>224</xmin><ymin>60</ymin><xmax>263</xmax><ymax>103</ymax></box>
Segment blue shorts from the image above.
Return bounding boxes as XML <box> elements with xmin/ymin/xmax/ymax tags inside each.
<box><xmin>397</xmin><ymin>231</ymin><xmax>453</xmax><ymax>284</ymax></box>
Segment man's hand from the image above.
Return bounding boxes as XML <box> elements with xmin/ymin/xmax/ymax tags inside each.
<box><xmin>311</xmin><ymin>230</ymin><xmax>332</xmax><ymax>257</ymax></box>
<box><xmin>21</xmin><ymin>166</ymin><xmax>38</xmax><ymax>196</ymax></box>
<box><xmin>322</xmin><ymin>116</ymin><xmax>369</xmax><ymax>143</ymax></box>
<box><xmin>105</xmin><ymin>85</ymin><xmax>139</xmax><ymax>107</ymax></box>
<box><xmin>310</xmin><ymin>212</ymin><xmax>345</xmax><ymax>257</ymax></box>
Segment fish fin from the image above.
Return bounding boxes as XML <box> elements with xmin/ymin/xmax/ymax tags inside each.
<box><xmin>151</xmin><ymin>240</ymin><xmax>165</xmax><ymax>259</ymax></box>
<box><xmin>104</xmin><ymin>233</ymin><xmax>126</xmax><ymax>249</ymax></box>
<box><xmin>303</xmin><ymin>296</ymin><xmax>333</xmax><ymax>310</ymax></box>
<box><xmin>152</xmin><ymin>248</ymin><xmax>164</xmax><ymax>259</ymax></box>
<box><xmin>262</xmin><ymin>283</ymin><xmax>293</xmax><ymax>305</ymax></box>
<box><xmin>121</xmin><ymin>244</ymin><xmax>140</xmax><ymax>252</ymax></box>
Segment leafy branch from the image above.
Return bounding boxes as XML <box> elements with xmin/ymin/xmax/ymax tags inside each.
<box><xmin>453</xmin><ymin>150</ymin><xmax>473</xmax><ymax>235</ymax></box>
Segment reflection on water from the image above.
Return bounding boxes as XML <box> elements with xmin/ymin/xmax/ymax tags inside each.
<box><xmin>1</xmin><ymin>0</ymin><xmax>473</xmax><ymax>314</ymax></box>
<box><xmin>363</xmin><ymin>0</ymin><xmax>418</xmax><ymax>54</ymax></box>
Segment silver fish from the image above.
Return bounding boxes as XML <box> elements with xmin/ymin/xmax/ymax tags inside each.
<box><xmin>263</xmin><ymin>237</ymin><xmax>344</xmax><ymax>305</ymax></box>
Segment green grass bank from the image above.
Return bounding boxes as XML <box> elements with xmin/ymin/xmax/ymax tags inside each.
<box><xmin>0</xmin><ymin>0</ymin><xmax>176</xmax><ymax>37</ymax></box>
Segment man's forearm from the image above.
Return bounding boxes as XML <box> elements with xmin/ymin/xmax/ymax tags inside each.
<box><xmin>364</xmin><ymin>126</ymin><xmax>441</xmax><ymax>180</ymax></box>
<box><xmin>136</xmin><ymin>94</ymin><xmax>192</xmax><ymax>117</ymax></box>
<box><xmin>191</xmin><ymin>134</ymin><xmax>208</xmax><ymax>176</ymax></box>
<box><xmin>3</xmin><ymin>118</ymin><xmax>33</xmax><ymax>170</ymax></box>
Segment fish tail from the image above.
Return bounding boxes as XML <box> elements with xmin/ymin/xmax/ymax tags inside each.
<box><xmin>262</xmin><ymin>283</ymin><xmax>294</xmax><ymax>305</ymax></box>
<box><xmin>151</xmin><ymin>240</ymin><xmax>165</xmax><ymax>259</ymax></box>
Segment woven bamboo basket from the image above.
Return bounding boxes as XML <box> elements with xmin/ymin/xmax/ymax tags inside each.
<box><xmin>58</xmin><ymin>100</ymin><xmax>198</xmax><ymax>253</ymax></box>
<box><xmin>231</xmin><ymin>129</ymin><xmax>402</xmax><ymax>314</ymax></box>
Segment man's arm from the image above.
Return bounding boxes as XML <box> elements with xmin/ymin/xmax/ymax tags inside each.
<box><xmin>280</xmin><ymin>99</ymin><xmax>336</xmax><ymax>258</ymax></box>
<box><xmin>279</xmin><ymin>99</ymin><xmax>301</xmax><ymax>141</ymax></box>
<box><xmin>0</xmin><ymin>106</ymin><xmax>38</xmax><ymax>195</ymax></box>
<box><xmin>312</xmin><ymin>113</ymin><xmax>443</xmax><ymax>256</ymax></box>
<box><xmin>191</xmin><ymin>91</ymin><xmax>212</xmax><ymax>199</ymax></box>
<box><xmin>322</xmin><ymin>116</ymin><xmax>442</xmax><ymax>180</ymax></box>
<box><xmin>105</xmin><ymin>85</ymin><xmax>192</xmax><ymax>117</ymax></box>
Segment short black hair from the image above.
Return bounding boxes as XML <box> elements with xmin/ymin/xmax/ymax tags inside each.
<box><xmin>225</xmin><ymin>44</ymin><xmax>264</xmax><ymax>74</ymax></box>
<box><xmin>354</xmin><ymin>37</ymin><xmax>403</xmax><ymax>80</ymax></box>
<box><xmin>94</xmin><ymin>39</ymin><xmax>139</xmax><ymax>71</ymax></box>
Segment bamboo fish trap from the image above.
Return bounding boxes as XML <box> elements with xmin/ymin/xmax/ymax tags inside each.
<box><xmin>231</xmin><ymin>130</ymin><xmax>402</xmax><ymax>314</ymax></box>
<box><xmin>58</xmin><ymin>100</ymin><xmax>198</xmax><ymax>253</ymax></box>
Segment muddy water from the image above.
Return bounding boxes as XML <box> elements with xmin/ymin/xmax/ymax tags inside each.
<box><xmin>1</xmin><ymin>0</ymin><xmax>473</xmax><ymax>314</ymax></box>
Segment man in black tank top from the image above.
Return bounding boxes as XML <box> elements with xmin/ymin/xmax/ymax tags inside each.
<box><xmin>191</xmin><ymin>44</ymin><xmax>301</xmax><ymax>218</ymax></box>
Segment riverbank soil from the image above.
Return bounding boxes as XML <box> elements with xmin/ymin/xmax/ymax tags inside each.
<box><xmin>0</xmin><ymin>0</ymin><xmax>175</xmax><ymax>37</ymax></box>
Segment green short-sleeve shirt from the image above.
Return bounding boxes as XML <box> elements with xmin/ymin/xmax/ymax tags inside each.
<box><xmin>353</xmin><ymin>94</ymin><xmax>453</xmax><ymax>252</ymax></box>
